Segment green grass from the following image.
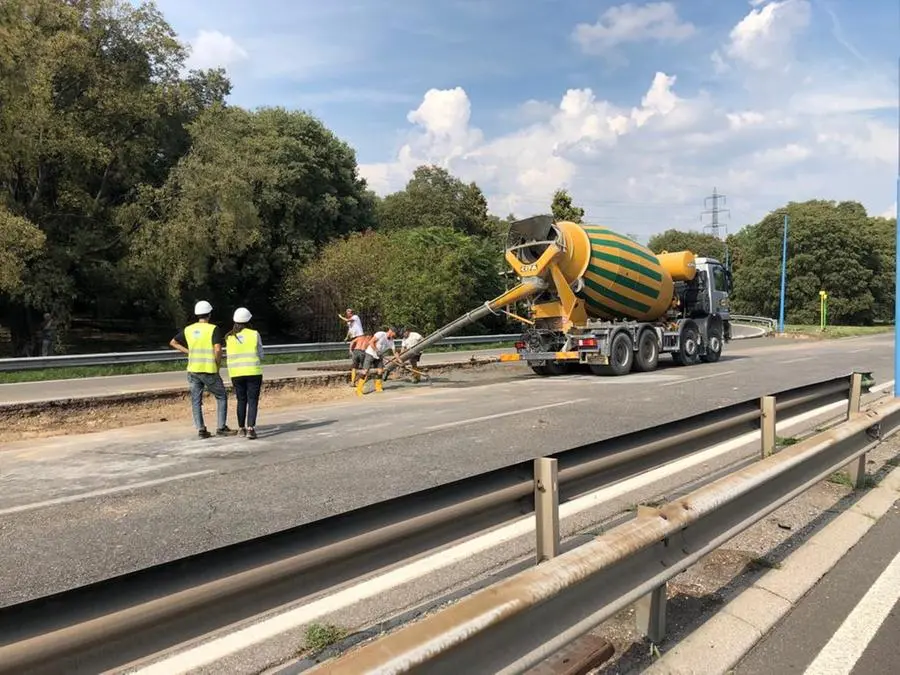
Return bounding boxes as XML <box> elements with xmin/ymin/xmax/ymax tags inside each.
<box><xmin>303</xmin><ymin>622</ymin><xmax>347</xmax><ymax>653</ymax></box>
<box><xmin>0</xmin><ymin>341</ymin><xmax>517</xmax><ymax>384</ymax></box>
<box><xmin>782</xmin><ymin>324</ymin><xmax>893</xmax><ymax>339</ymax></box>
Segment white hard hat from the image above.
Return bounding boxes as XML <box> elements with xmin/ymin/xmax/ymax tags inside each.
<box><xmin>233</xmin><ymin>307</ymin><xmax>252</xmax><ymax>323</ymax></box>
<box><xmin>194</xmin><ymin>300</ymin><xmax>213</xmax><ymax>315</ymax></box>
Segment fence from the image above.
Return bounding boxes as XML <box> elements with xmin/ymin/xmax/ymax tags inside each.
<box><xmin>0</xmin><ymin>371</ymin><xmax>884</xmax><ymax>675</ymax></box>
<box><xmin>0</xmin><ymin>316</ymin><xmax>776</xmax><ymax>373</ymax></box>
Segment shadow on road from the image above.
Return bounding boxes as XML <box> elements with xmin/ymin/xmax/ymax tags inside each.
<box><xmin>257</xmin><ymin>419</ymin><xmax>336</xmax><ymax>439</ymax></box>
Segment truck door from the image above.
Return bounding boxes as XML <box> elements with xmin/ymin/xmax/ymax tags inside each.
<box><xmin>709</xmin><ymin>263</ymin><xmax>731</xmax><ymax>319</ymax></box>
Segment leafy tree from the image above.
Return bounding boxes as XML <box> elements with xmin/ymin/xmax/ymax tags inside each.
<box><xmin>551</xmin><ymin>189</ymin><xmax>584</xmax><ymax>223</ymax></box>
<box><xmin>128</xmin><ymin>105</ymin><xmax>376</xmax><ymax>331</ymax></box>
<box><xmin>730</xmin><ymin>200</ymin><xmax>882</xmax><ymax>325</ymax></box>
<box><xmin>281</xmin><ymin>226</ymin><xmax>506</xmax><ymax>341</ymax></box>
<box><xmin>647</xmin><ymin>229</ymin><xmax>727</xmax><ymax>260</ymax></box>
<box><xmin>376</xmin><ymin>165</ymin><xmax>492</xmax><ymax>238</ymax></box>
<box><xmin>0</xmin><ymin>207</ymin><xmax>46</xmax><ymax>295</ymax></box>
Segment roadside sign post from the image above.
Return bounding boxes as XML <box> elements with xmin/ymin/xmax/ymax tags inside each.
<box><xmin>820</xmin><ymin>290</ymin><xmax>828</xmax><ymax>332</ymax></box>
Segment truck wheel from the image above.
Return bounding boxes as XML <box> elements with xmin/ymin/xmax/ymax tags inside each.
<box><xmin>633</xmin><ymin>330</ymin><xmax>659</xmax><ymax>372</ymax></box>
<box><xmin>531</xmin><ymin>365</ymin><xmax>550</xmax><ymax>376</ymax></box>
<box><xmin>673</xmin><ymin>322</ymin><xmax>700</xmax><ymax>366</ymax></box>
<box><xmin>700</xmin><ymin>325</ymin><xmax>723</xmax><ymax>363</ymax></box>
<box><xmin>600</xmin><ymin>331</ymin><xmax>633</xmax><ymax>376</ymax></box>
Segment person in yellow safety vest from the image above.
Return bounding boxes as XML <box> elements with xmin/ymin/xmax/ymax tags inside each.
<box><xmin>225</xmin><ymin>307</ymin><xmax>264</xmax><ymax>440</ymax></box>
<box><xmin>169</xmin><ymin>300</ymin><xmax>232</xmax><ymax>439</ymax></box>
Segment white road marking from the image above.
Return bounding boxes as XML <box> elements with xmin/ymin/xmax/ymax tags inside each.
<box><xmin>131</xmin><ymin>385</ymin><xmax>894</xmax><ymax>675</ymax></box>
<box><xmin>803</xmin><ymin>549</ymin><xmax>900</xmax><ymax>675</ymax></box>
<box><xmin>425</xmin><ymin>399</ymin><xmax>588</xmax><ymax>430</ymax></box>
<box><xmin>660</xmin><ymin>370</ymin><xmax>736</xmax><ymax>387</ymax></box>
<box><xmin>0</xmin><ymin>470</ymin><xmax>215</xmax><ymax>516</ymax></box>
<box><xmin>780</xmin><ymin>356</ymin><xmax>815</xmax><ymax>364</ymax></box>
<box><xmin>848</xmin><ymin>348</ymin><xmax>869</xmax><ymax>353</ymax></box>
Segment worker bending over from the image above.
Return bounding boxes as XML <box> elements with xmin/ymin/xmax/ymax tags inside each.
<box><xmin>355</xmin><ymin>327</ymin><xmax>397</xmax><ymax>395</ymax></box>
<box><xmin>169</xmin><ymin>300</ymin><xmax>231</xmax><ymax>438</ymax></box>
<box><xmin>348</xmin><ymin>332</ymin><xmax>369</xmax><ymax>385</ymax></box>
<box><xmin>225</xmin><ymin>307</ymin><xmax>264</xmax><ymax>439</ymax></box>
<box><xmin>400</xmin><ymin>327</ymin><xmax>425</xmax><ymax>383</ymax></box>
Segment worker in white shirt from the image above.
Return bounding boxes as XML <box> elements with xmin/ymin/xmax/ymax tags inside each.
<box><xmin>399</xmin><ymin>327</ymin><xmax>425</xmax><ymax>383</ymax></box>
<box><xmin>340</xmin><ymin>308</ymin><xmax>364</xmax><ymax>341</ymax></box>
<box><xmin>355</xmin><ymin>326</ymin><xmax>397</xmax><ymax>395</ymax></box>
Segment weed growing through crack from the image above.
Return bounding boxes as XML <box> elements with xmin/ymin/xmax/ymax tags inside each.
<box><xmin>304</xmin><ymin>622</ymin><xmax>347</xmax><ymax>653</ymax></box>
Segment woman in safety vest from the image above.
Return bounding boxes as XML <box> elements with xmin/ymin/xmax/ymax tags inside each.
<box><xmin>225</xmin><ymin>307</ymin><xmax>264</xmax><ymax>439</ymax></box>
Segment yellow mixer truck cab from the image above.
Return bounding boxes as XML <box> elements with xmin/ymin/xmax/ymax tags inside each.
<box><xmin>390</xmin><ymin>214</ymin><xmax>733</xmax><ymax>378</ymax></box>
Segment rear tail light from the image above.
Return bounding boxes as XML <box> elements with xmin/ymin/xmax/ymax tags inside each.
<box><xmin>578</xmin><ymin>338</ymin><xmax>598</xmax><ymax>348</ymax></box>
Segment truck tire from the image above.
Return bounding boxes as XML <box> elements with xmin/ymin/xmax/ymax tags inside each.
<box><xmin>531</xmin><ymin>365</ymin><xmax>550</xmax><ymax>376</ymax></box>
<box><xmin>595</xmin><ymin>331</ymin><xmax>633</xmax><ymax>376</ymax></box>
<box><xmin>633</xmin><ymin>329</ymin><xmax>659</xmax><ymax>372</ymax></box>
<box><xmin>700</xmin><ymin>323</ymin><xmax>723</xmax><ymax>363</ymax></box>
<box><xmin>672</xmin><ymin>321</ymin><xmax>700</xmax><ymax>367</ymax></box>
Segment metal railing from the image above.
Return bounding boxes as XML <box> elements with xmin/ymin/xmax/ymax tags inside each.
<box><xmin>0</xmin><ymin>334</ymin><xmax>521</xmax><ymax>372</ymax></box>
<box><xmin>731</xmin><ymin>314</ymin><xmax>778</xmax><ymax>335</ymax></box>
<box><xmin>316</xmin><ymin>375</ymin><xmax>898</xmax><ymax>674</ymax></box>
<box><xmin>0</xmin><ymin>372</ymin><xmax>882</xmax><ymax>675</ymax></box>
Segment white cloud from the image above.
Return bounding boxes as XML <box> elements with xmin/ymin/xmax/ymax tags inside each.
<box><xmin>722</xmin><ymin>0</ymin><xmax>811</xmax><ymax>70</ymax></box>
<box><xmin>880</xmin><ymin>203</ymin><xmax>897</xmax><ymax>219</ymax></box>
<box><xmin>358</xmin><ymin>1</ymin><xmax>898</xmax><ymax>237</ymax></box>
<box><xmin>573</xmin><ymin>2</ymin><xmax>696</xmax><ymax>58</ymax></box>
<box><xmin>185</xmin><ymin>30</ymin><xmax>248</xmax><ymax>70</ymax></box>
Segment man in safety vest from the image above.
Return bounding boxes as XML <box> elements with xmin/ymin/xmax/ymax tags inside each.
<box><xmin>169</xmin><ymin>300</ymin><xmax>231</xmax><ymax>438</ymax></box>
<box><xmin>225</xmin><ymin>307</ymin><xmax>264</xmax><ymax>439</ymax></box>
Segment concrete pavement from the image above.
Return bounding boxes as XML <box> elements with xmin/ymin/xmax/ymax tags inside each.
<box><xmin>0</xmin><ymin>333</ymin><xmax>891</xmax><ymax>610</ymax></box>
<box><xmin>735</xmin><ymin>492</ymin><xmax>900</xmax><ymax>675</ymax></box>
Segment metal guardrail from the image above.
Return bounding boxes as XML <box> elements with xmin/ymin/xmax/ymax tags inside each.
<box><xmin>0</xmin><ymin>373</ymin><xmax>878</xmax><ymax>675</ymax></box>
<box><xmin>731</xmin><ymin>314</ymin><xmax>778</xmax><ymax>336</ymax></box>
<box><xmin>319</xmin><ymin>378</ymin><xmax>899</xmax><ymax>674</ymax></box>
<box><xmin>0</xmin><ymin>334</ymin><xmax>521</xmax><ymax>372</ymax></box>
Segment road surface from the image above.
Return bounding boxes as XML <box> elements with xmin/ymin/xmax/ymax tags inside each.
<box><xmin>0</xmin><ymin>332</ymin><xmax>888</xmax><ymax>608</ymax></box>
<box><xmin>735</xmin><ymin>502</ymin><xmax>900</xmax><ymax>675</ymax></box>
<box><xmin>0</xmin><ymin>324</ymin><xmax>767</xmax><ymax>405</ymax></box>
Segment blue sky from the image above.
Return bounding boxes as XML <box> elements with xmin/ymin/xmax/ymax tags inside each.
<box><xmin>151</xmin><ymin>0</ymin><xmax>898</xmax><ymax>240</ymax></box>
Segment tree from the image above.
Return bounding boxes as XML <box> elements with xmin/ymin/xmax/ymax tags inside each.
<box><xmin>128</xmin><ymin>104</ymin><xmax>377</xmax><ymax>331</ymax></box>
<box><xmin>376</xmin><ymin>165</ymin><xmax>492</xmax><ymax>238</ymax></box>
<box><xmin>647</xmin><ymin>229</ymin><xmax>727</xmax><ymax>260</ymax></box>
<box><xmin>551</xmin><ymin>189</ymin><xmax>584</xmax><ymax>223</ymax></box>
<box><xmin>730</xmin><ymin>200</ymin><xmax>882</xmax><ymax>325</ymax></box>
<box><xmin>0</xmin><ymin>0</ymin><xmax>229</xmax><ymax>351</ymax></box>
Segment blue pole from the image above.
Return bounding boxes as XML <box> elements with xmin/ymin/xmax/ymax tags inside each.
<box><xmin>778</xmin><ymin>213</ymin><xmax>788</xmax><ymax>333</ymax></box>
<box><xmin>894</xmin><ymin>57</ymin><xmax>899</xmax><ymax>396</ymax></box>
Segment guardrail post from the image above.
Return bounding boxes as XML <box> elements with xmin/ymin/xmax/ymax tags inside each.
<box><xmin>844</xmin><ymin>373</ymin><xmax>867</xmax><ymax>488</ymax></box>
<box><xmin>761</xmin><ymin>395</ymin><xmax>776</xmax><ymax>457</ymax></box>
<box><xmin>534</xmin><ymin>457</ymin><xmax>559</xmax><ymax>563</ymax></box>
<box><xmin>636</xmin><ymin>583</ymin><xmax>667</xmax><ymax>643</ymax></box>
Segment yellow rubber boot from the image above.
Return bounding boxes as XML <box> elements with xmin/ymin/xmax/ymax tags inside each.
<box><xmin>355</xmin><ymin>378</ymin><xmax>366</xmax><ymax>396</ymax></box>
<box><xmin>374</xmin><ymin>379</ymin><xmax>383</xmax><ymax>393</ymax></box>
<box><xmin>350</xmin><ymin>368</ymin><xmax>357</xmax><ymax>385</ymax></box>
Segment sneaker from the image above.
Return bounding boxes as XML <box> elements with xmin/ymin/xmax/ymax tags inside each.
<box><xmin>198</xmin><ymin>428</ymin><xmax>211</xmax><ymax>439</ymax></box>
<box><xmin>215</xmin><ymin>426</ymin><xmax>235</xmax><ymax>437</ymax></box>
<box><xmin>239</xmin><ymin>428</ymin><xmax>247</xmax><ymax>437</ymax></box>
<box><xmin>247</xmin><ymin>428</ymin><xmax>257</xmax><ymax>440</ymax></box>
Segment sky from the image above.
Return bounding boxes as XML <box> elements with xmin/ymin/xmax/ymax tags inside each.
<box><xmin>148</xmin><ymin>0</ymin><xmax>899</xmax><ymax>241</ymax></box>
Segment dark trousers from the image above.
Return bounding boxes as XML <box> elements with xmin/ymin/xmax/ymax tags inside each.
<box><xmin>232</xmin><ymin>374</ymin><xmax>262</xmax><ymax>428</ymax></box>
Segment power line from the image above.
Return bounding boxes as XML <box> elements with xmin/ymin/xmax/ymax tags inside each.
<box><xmin>700</xmin><ymin>187</ymin><xmax>730</xmax><ymax>239</ymax></box>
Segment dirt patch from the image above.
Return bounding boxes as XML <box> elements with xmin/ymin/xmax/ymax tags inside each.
<box><xmin>0</xmin><ymin>358</ymin><xmax>505</xmax><ymax>442</ymax></box>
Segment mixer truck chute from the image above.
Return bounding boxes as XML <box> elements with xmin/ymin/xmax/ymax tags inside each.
<box><xmin>392</xmin><ymin>214</ymin><xmax>733</xmax><ymax>378</ymax></box>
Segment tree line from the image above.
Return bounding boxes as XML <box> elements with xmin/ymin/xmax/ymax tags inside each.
<box><xmin>0</xmin><ymin>1</ymin><xmax>894</xmax><ymax>356</ymax></box>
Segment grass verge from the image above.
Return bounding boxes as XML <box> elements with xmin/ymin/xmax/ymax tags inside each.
<box><xmin>781</xmin><ymin>324</ymin><xmax>893</xmax><ymax>339</ymax></box>
<box><xmin>0</xmin><ymin>341</ymin><xmax>516</xmax><ymax>384</ymax></box>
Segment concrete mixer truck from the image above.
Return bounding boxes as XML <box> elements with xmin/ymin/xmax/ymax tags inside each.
<box><xmin>393</xmin><ymin>214</ymin><xmax>733</xmax><ymax>377</ymax></box>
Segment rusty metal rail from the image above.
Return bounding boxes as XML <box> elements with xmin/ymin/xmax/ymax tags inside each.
<box><xmin>0</xmin><ymin>373</ymin><xmax>876</xmax><ymax>675</ymax></box>
<box><xmin>312</xmin><ymin>387</ymin><xmax>900</xmax><ymax>674</ymax></box>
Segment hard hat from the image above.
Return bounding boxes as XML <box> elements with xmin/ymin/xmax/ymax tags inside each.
<box><xmin>194</xmin><ymin>300</ymin><xmax>213</xmax><ymax>315</ymax></box>
<box><xmin>233</xmin><ymin>307</ymin><xmax>252</xmax><ymax>323</ymax></box>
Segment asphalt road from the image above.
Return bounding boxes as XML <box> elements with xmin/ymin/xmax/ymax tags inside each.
<box><xmin>735</xmin><ymin>502</ymin><xmax>900</xmax><ymax>675</ymax></box>
<box><xmin>0</xmin><ymin>332</ymin><xmax>891</xmax><ymax>608</ymax></box>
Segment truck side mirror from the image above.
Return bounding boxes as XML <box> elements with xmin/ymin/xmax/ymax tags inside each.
<box><xmin>725</xmin><ymin>270</ymin><xmax>733</xmax><ymax>292</ymax></box>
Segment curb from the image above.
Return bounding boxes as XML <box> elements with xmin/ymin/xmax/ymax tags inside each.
<box><xmin>642</xmin><ymin>463</ymin><xmax>900</xmax><ymax>675</ymax></box>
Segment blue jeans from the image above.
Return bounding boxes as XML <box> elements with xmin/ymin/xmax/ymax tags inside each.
<box><xmin>187</xmin><ymin>372</ymin><xmax>227</xmax><ymax>430</ymax></box>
